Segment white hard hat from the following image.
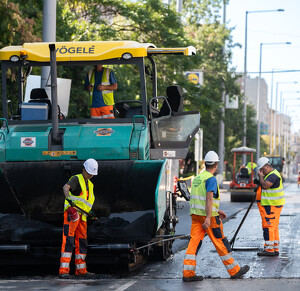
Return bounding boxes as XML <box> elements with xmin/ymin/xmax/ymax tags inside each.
<box><xmin>257</xmin><ymin>157</ymin><xmax>269</xmax><ymax>170</ymax></box>
<box><xmin>204</xmin><ymin>151</ymin><xmax>219</xmax><ymax>165</ymax></box>
<box><xmin>83</xmin><ymin>158</ymin><xmax>98</xmax><ymax>175</ymax></box>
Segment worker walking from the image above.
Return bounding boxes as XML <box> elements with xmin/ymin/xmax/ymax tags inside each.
<box><xmin>59</xmin><ymin>159</ymin><xmax>98</xmax><ymax>279</ymax></box>
<box><xmin>256</xmin><ymin>157</ymin><xmax>285</xmax><ymax>256</ymax></box>
<box><xmin>182</xmin><ymin>151</ymin><xmax>249</xmax><ymax>282</ymax></box>
<box><xmin>85</xmin><ymin>64</ymin><xmax>117</xmax><ymax>119</ymax></box>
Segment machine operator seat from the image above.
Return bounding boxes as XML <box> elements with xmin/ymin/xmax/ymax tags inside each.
<box><xmin>28</xmin><ymin>88</ymin><xmax>52</xmax><ymax>119</ymax></box>
<box><xmin>239</xmin><ymin>167</ymin><xmax>250</xmax><ymax>179</ymax></box>
<box><xmin>157</xmin><ymin>85</ymin><xmax>184</xmax><ymax>117</ymax></box>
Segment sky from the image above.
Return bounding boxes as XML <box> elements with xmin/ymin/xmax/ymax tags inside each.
<box><xmin>225</xmin><ymin>0</ymin><xmax>300</xmax><ymax>133</ymax></box>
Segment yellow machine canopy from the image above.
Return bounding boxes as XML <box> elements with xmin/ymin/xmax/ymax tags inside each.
<box><xmin>0</xmin><ymin>41</ymin><xmax>196</xmax><ymax>62</ymax></box>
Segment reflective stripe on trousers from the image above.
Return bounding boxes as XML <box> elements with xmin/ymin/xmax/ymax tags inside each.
<box><xmin>59</xmin><ymin>211</ymin><xmax>88</xmax><ymax>275</ymax></box>
<box><xmin>76</xmin><ymin>263</ymin><xmax>87</xmax><ymax>270</ymax></box>
<box><xmin>91</xmin><ymin>113</ymin><xmax>114</xmax><ymax>119</ymax></box>
<box><xmin>183</xmin><ymin>215</ymin><xmax>240</xmax><ymax>278</ymax></box>
<box><xmin>90</xmin><ymin>106</ymin><xmax>114</xmax><ymax>119</ymax></box>
<box><xmin>257</xmin><ymin>202</ymin><xmax>283</xmax><ymax>253</ymax></box>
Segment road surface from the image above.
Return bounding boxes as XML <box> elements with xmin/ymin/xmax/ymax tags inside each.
<box><xmin>0</xmin><ymin>181</ymin><xmax>300</xmax><ymax>290</ymax></box>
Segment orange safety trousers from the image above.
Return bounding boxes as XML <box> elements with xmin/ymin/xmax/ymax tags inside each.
<box><xmin>91</xmin><ymin>106</ymin><xmax>114</xmax><ymax>119</ymax></box>
<box><xmin>183</xmin><ymin>215</ymin><xmax>240</xmax><ymax>278</ymax></box>
<box><xmin>59</xmin><ymin>211</ymin><xmax>88</xmax><ymax>275</ymax></box>
<box><xmin>257</xmin><ymin>202</ymin><xmax>283</xmax><ymax>253</ymax></box>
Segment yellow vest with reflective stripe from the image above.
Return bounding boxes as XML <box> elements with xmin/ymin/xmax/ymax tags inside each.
<box><xmin>88</xmin><ymin>67</ymin><xmax>114</xmax><ymax>106</ymax></box>
<box><xmin>189</xmin><ymin>171</ymin><xmax>220</xmax><ymax>217</ymax></box>
<box><xmin>261</xmin><ymin>169</ymin><xmax>285</xmax><ymax>206</ymax></box>
<box><xmin>64</xmin><ymin>174</ymin><xmax>95</xmax><ymax>222</ymax></box>
<box><xmin>246</xmin><ymin>162</ymin><xmax>257</xmax><ymax>174</ymax></box>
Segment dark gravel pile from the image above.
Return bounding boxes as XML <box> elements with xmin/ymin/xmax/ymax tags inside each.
<box><xmin>0</xmin><ymin>214</ymin><xmax>52</xmax><ymax>231</ymax></box>
<box><xmin>88</xmin><ymin>217</ymin><xmax>131</xmax><ymax>241</ymax></box>
<box><xmin>96</xmin><ymin>217</ymin><xmax>130</xmax><ymax>230</ymax></box>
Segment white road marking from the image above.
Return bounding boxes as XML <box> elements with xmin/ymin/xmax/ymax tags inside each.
<box><xmin>114</xmin><ymin>280</ymin><xmax>137</xmax><ymax>291</ymax></box>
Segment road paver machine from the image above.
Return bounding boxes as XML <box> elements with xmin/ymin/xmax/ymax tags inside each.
<box><xmin>0</xmin><ymin>41</ymin><xmax>199</xmax><ymax>266</ymax></box>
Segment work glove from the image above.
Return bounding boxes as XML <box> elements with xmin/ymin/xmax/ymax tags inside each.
<box><xmin>66</xmin><ymin>207</ymin><xmax>79</xmax><ymax>222</ymax></box>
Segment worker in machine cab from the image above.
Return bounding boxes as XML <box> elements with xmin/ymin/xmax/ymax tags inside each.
<box><xmin>59</xmin><ymin>158</ymin><xmax>98</xmax><ymax>279</ymax></box>
<box><xmin>256</xmin><ymin>157</ymin><xmax>285</xmax><ymax>256</ymax></box>
<box><xmin>238</xmin><ymin>161</ymin><xmax>258</xmax><ymax>178</ymax></box>
<box><xmin>182</xmin><ymin>151</ymin><xmax>250</xmax><ymax>282</ymax></box>
<box><xmin>85</xmin><ymin>64</ymin><xmax>117</xmax><ymax>119</ymax></box>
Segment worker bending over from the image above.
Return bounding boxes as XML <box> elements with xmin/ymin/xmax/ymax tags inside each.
<box><xmin>182</xmin><ymin>151</ymin><xmax>249</xmax><ymax>282</ymax></box>
<box><xmin>256</xmin><ymin>157</ymin><xmax>285</xmax><ymax>256</ymax></box>
<box><xmin>59</xmin><ymin>158</ymin><xmax>98</xmax><ymax>279</ymax></box>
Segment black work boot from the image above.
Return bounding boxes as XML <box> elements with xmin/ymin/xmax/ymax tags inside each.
<box><xmin>76</xmin><ymin>271</ymin><xmax>95</xmax><ymax>278</ymax></box>
<box><xmin>182</xmin><ymin>275</ymin><xmax>204</xmax><ymax>282</ymax></box>
<box><xmin>59</xmin><ymin>273</ymin><xmax>72</xmax><ymax>279</ymax></box>
<box><xmin>231</xmin><ymin>265</ymin><xmax>250</xmax><ymax>279</ymax></box>
<box><xmin>257</xmin><ymin>250</ymin><xmax>276</xmax><ymax>256</ymax></box>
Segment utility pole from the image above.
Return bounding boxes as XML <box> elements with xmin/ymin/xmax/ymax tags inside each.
<box><xmin>218</xmin><ymin>1</ymin><xmax>226</xmax><ymax>187</ymax></box>
<box><xmin>256</xmin><ymin>43</ymin><xmax>263</xmax><ymax>161</ymax></box>
<box><xmin>41</xmin><ymin>0</ymin><xmax>57</xmax><ymax>89</ymax></box>
<box><xmin>242</xmin><ymin>11</ymin><xmax>248</xmax><ymax>165</ymax></box>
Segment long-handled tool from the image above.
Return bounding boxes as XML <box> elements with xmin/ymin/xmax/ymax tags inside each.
<box><xmin>229</xmin><ymin>187</ymin><xmax>259</xmax><ymax>251</ymax></box>
<box><xmin>66</xmin><ymin>198</ymin><xmax>100</xmax><ymax>222</ymax></box>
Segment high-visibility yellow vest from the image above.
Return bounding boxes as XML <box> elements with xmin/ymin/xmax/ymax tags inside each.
<box><xmin>246</xmin><ymin>162</ymin><xmax>257</xmax><ymax>174</ymax></box>
<box><xmin>189</xmin><ymin>171</ymin><xmax>220</xmax><ymax>217</ymax></box>
<box><xmin>261</xmin><ymin>169</ymin><xmax>285</xmax><ymax>206</ymax></box>
<box><xmin>88</xmin><ymin>67</ymin><xmax>114</xmax><ymax>106</ymax></box>
<box><xmin>64</xmin><ymin>174</ymin><xmax>95</xmax><ymax>222</ymax></box>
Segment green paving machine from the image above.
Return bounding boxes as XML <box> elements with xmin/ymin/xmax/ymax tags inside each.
<box><xmin>0</xmin><ymin>41</ymin><xmax>199</xmax><ymax>265</ymax></box>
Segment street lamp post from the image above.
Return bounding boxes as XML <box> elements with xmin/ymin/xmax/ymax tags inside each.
<box><xmin>269</xmin><ymin>68</ymin><xmax>275</xmax><ymax>154</ymax></box>
<box><xmin>273</xmin><ymin>82</ymin><xmax>297</xmax><ymax>154</ymax></box>
<box><xmin>284</xmin><ymin>103</ymin><xmax>300</xmax><ymax>178</ymax></box>
<box><xmin>256</xmin><ymin>42</ymin><xmax>291</xmax><ymax>161</ymax></box>
<box><xmin>269</xmin><ymin>76</ymin><xmax>297</xmax><ymax>154</ymax></box>
<box><xmin>279</xmin><ymin>94</ymin><xmax>300</xmax><ymax>157</ymax></box>
<box><xmin>243</xmin><ymin>9</ymin><xmax>284</xmax><ymax>162</ymax></box>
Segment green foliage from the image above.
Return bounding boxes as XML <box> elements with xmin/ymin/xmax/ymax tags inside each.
<box><xmin>0</xmin><ymin>0</ymin><xmax>261</xmax><ymax>171</ymax></box>
<box><xmin>0</xmin><ymin>0</ymin><xmax>42</xmax><ymax>46</ymax></box>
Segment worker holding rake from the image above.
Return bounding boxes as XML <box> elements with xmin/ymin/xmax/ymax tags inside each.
<box><xmin>59</xmin><ymin>159</ymin><xmax>98</xmax><ymax>279</ymax></box>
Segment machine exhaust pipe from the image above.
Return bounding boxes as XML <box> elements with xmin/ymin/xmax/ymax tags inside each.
<box><xmin>0</xmin><ymin>245</ymin><xmax>29</xmax><ymax>253</ymax></box>
<box><xmin>49</xmin><ymin>44</ymin><xmax>61</xmax><ymax>148</ymax></box>
<box><xmin>49</xmin><ymin>44</ymin><xmax>59</xmax><ymax>142</ymax></box>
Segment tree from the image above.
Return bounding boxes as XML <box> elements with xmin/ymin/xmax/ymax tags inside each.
<box><xmin>0</xmin><ymin>0</ymin><xmax>42</xmax><ymax>47</ymax></box>
<box><xmin>0</xmin><ymin>0</ymin><xmax>261</xmax><ymax>171</ymax></box>
<box><xmin>181</xmin><ymin>0</ymin><xmax>242</xmax><ymax>154</ymax></box>
<box><xmin>56</xmin><ymin>0</ymin><xmax>192</xmax><ymax>117</ymax></box>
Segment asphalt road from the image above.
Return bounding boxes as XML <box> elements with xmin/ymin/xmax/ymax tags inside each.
<box><xmin>1</xmin><ymin>181</ymin><xmax>300</xmax><ymax>290</ymax></box>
